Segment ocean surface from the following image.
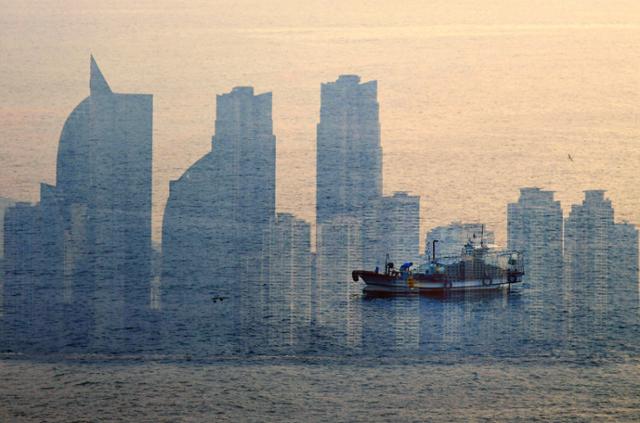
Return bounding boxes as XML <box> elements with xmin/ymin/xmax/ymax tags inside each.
<box><xmin>2</xmin><ymin>274</ymin><xmax>640</xmax><ymax>421</ymax></box>
<box><xmin>2</xmin><ymin>358</ymin><xmax>640</xmax><ymax>422</ymax></box>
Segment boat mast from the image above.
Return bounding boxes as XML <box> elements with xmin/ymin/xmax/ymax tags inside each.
<box><xmin>432</xmin><ymin>239</ymin><xmax>438</xmax><ymax>262</ymax></box>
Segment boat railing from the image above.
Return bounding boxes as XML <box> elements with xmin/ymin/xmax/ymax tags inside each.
<box><xmin>417</xmin><ymin>250</ymin><xmax>525</xmax><ymax>276</ymax></box>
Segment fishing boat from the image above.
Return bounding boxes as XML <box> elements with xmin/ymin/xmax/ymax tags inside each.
<box><xmin>352</xmin><ymin>239</ymin><xmax>524</xmax><ymax>294</ymax></box>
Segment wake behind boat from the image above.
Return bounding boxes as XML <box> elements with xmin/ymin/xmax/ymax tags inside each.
<box><xmin>352</xmin><ymin>240</ymin><xmax>524</xmax><ymax>294</ymax></box>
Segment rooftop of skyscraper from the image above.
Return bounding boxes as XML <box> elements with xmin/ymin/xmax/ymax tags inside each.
<box><xmin>231</xmin><ymin>86</ymin><xmax>255</xmax><ymax>95</ymax></box>
<box><xmin>337</xmin><ymin>74</ymin><xmax>361</xmax><ymax>84</ymax></box>
<box><xmin>584</xmin><ymin>190</ymin><xmax>607</xmax><ymax>202</ymax></box>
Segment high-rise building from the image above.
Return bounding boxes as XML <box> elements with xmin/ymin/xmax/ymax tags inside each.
<box><xmin>610</xmin><ymin>222</ymin><xmax>639</xmax><ymax>281</ymax></box>
<box><xmin>315</xmin><ymin>74</ymin><xmax>383</xmax><ymax>273</ymax></box>
<box><xmin>508</xmin><ymin>188</ymin><xmax>564</xmax><ymax>339</ymax></box>
<box><xmin>564</xmin><ymin>190</ymin><xmax>613</xmax><ymax>284</ymax></box>
<box><xmin>316</xmin><ymin>74</ymin><xmax>382</xmax><ymax>242</ymax></box>
<box><xmin>3</xmin><ymin>203</ymin><xmax>41</xmax><ymax>277</ymax></box>
<box><xmin>425</xmin><ymin>222</ymin><xmax>495</xmax><ymax>259</ymax></box>
<box><xmin>54</xmin><ymin>57</ymin><xmax>153</xmax><ymax>283</ymax></box>
<box><xmin>564</xmin><ymin>190</ymin><xmax>638</xmax><ymax>335</ymax></box>
<box><xmin>162</xmin><ymin>86</ymin><xmax>276</xmax><ymax>337</ymax></box>
<box><xmin>508</xmin><ymin>187</ymin><xmax>563</xmax><ymax>273</ymax></box>
<box><xmin>609</xmin><ymin>221</ymin><xmax>639</xmax><ymax>319</ymax></box>
<box><xmin>3</xmin><ymin>57</ymin><xmax>153</xmax><ymax>348</ymax></box>
<box><xmin>163</xmin><ymin>86</ymin><xmax>275</xmax><ymax>280</ymax></box>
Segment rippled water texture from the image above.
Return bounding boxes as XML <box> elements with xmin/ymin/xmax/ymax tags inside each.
<box><xmin>2</xmin><ymin>358</ymin><xmax>640</xmax><ymax>422</ymax></box>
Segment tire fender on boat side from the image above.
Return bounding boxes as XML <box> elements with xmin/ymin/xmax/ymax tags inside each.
<box><xmin>508</xmin><ymin>273</ymin><xmax>517</xmax><ymax>283</ymax></box>
<box><xmin>352</xmin><ymin>271</ymin><xmax>360</xmax><ymax>282</ymax></box>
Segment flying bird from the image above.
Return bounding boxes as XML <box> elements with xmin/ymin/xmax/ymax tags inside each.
<box><xmin>211</xmin><ymin>296</ymin><xmax>228</xmax><ymax>303</ymax></box>
<box><xmin>568</xmin><ymin>154</ymin><xmax>574</xmax><ymax>162</ymax></box>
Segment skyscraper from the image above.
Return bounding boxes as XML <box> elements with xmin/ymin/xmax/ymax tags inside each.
<box><xmin>57</xmin><ymin>56</ymin><xmax>153</xmax><ymax>284</ymax></box>
<box><xmin>316</xmin><ymin>74</ymin><xmax>382</xmax><ymax>228</ymax></box>
<box><xmin>315</xmin><ymin>74</ymin><xmax>383</xmax><ymax>276</ymax></box>
<box><xmin>564</xmin><ymin>190</ymin><xmax>638</xmax><ymax>336</ymax></box>
<box><xmin>564</xmin><ymin>190</ymin><xmax>613</xmax><ymax>285</ymax></box>
<box><xmin>162</xmin><ymin>86</ymin><xmax>276</xmax><ymax>331</ymax></box>
<box><xmin>610</xmin><ymin>222</ymin><xmax>639</xmax><ymax>282</ymax></box>
<box><xmin>508</xmin><ymin>187</ymin><xmax>563</xmax><ymax>273</ymax></box>
<box><xmin>508</xmin><ymin>187</ymin><xmax>564</xmax><ymax>339</ymax></box>
<box><xmin>3</xmin><ymin>57</ymin><xmax>153</xmax><ymax>348</ymax></box>
<box><xmin>54</xmin><ymin>58</ymin><xmax>153</xmax><ymax>343</ymax></box>
<box><xmin>163</xmin><ymin>86</ymin><xmax>275</xmax><ymax>278</ymax></box>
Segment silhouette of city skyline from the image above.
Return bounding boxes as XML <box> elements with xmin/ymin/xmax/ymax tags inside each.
<box><xmin>0</xmin><ymin>57</ymin><xmax>638</xmax><ymax>356</ymax></box>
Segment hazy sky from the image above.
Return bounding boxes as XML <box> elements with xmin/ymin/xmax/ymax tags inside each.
<box><xmin>1</xmin><ymin>1</ymin><xmax>639</xmax><ymax>246</ymax></box>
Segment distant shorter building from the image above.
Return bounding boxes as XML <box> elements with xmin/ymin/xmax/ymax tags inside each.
<box><xmin>610</xmin><ymin>222</ymin><xmax>639</xmax><ymax>281</ymax></box>
<box><xmin>260</xmin><ymin>213</ymin><xmax>312</xmax><ymax>347</ymax></box>
<box><xmin>375</xmin><ymin>192</ymin><xmax>420</xmax><ymax>265</ymax></box>
<box><xmin>564</xmin><ymin>190</ymin><xmax>639</xmax><ymax>328</ymax></box>
<box><xmin>316</xmin><ymin>216</ymin><xmax>363</xmax><ymax>347</ymax></box>
<box><xmin>425</xmin><ymin>222</ymin><xmax>494</xmax><ymax>259</ymax></box>
<box><xmin>3</xmin><ymin>202</ymin><xmax>41</xmax><ymax>277</ymax></box>
<box><xmin>0</xmin><ymin>197</ymin><xmax>16</xmax><ymax>259</ymax></box>
<box><xmin>316</xmin><ymin>216</ymin><xmax>363</xmax><ymax>287</ymax></box>
<box><xmin>3</xmin><ymin>202</ymin><xmax>42</xmax><ymax>341</ymax></box>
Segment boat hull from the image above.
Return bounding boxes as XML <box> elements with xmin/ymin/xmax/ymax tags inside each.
<box><xmin>353</xmin><ymin>270</ymin><xmax>522</xmax><ymax>294</ymax></box>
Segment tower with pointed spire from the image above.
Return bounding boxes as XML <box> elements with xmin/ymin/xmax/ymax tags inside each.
<box><xmin>4</xmin><ymin>57</ymin><xmax>153</xmax><ymax>347</ymax></box>
<box><xmin>89</xmin><ymin>55</ymin><xmax>112</xmax><ymax>94</ymax></box>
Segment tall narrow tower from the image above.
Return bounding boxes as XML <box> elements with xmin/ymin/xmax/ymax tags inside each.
<box><xmin>54</xmin><ymin>56</ymin><xmax>153</xmax><ymax>286</ymax></box>
<box><xmin>316</xmin><ymin>75</ymin><xmax>382</xmax><ymax>228</ymax></box>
